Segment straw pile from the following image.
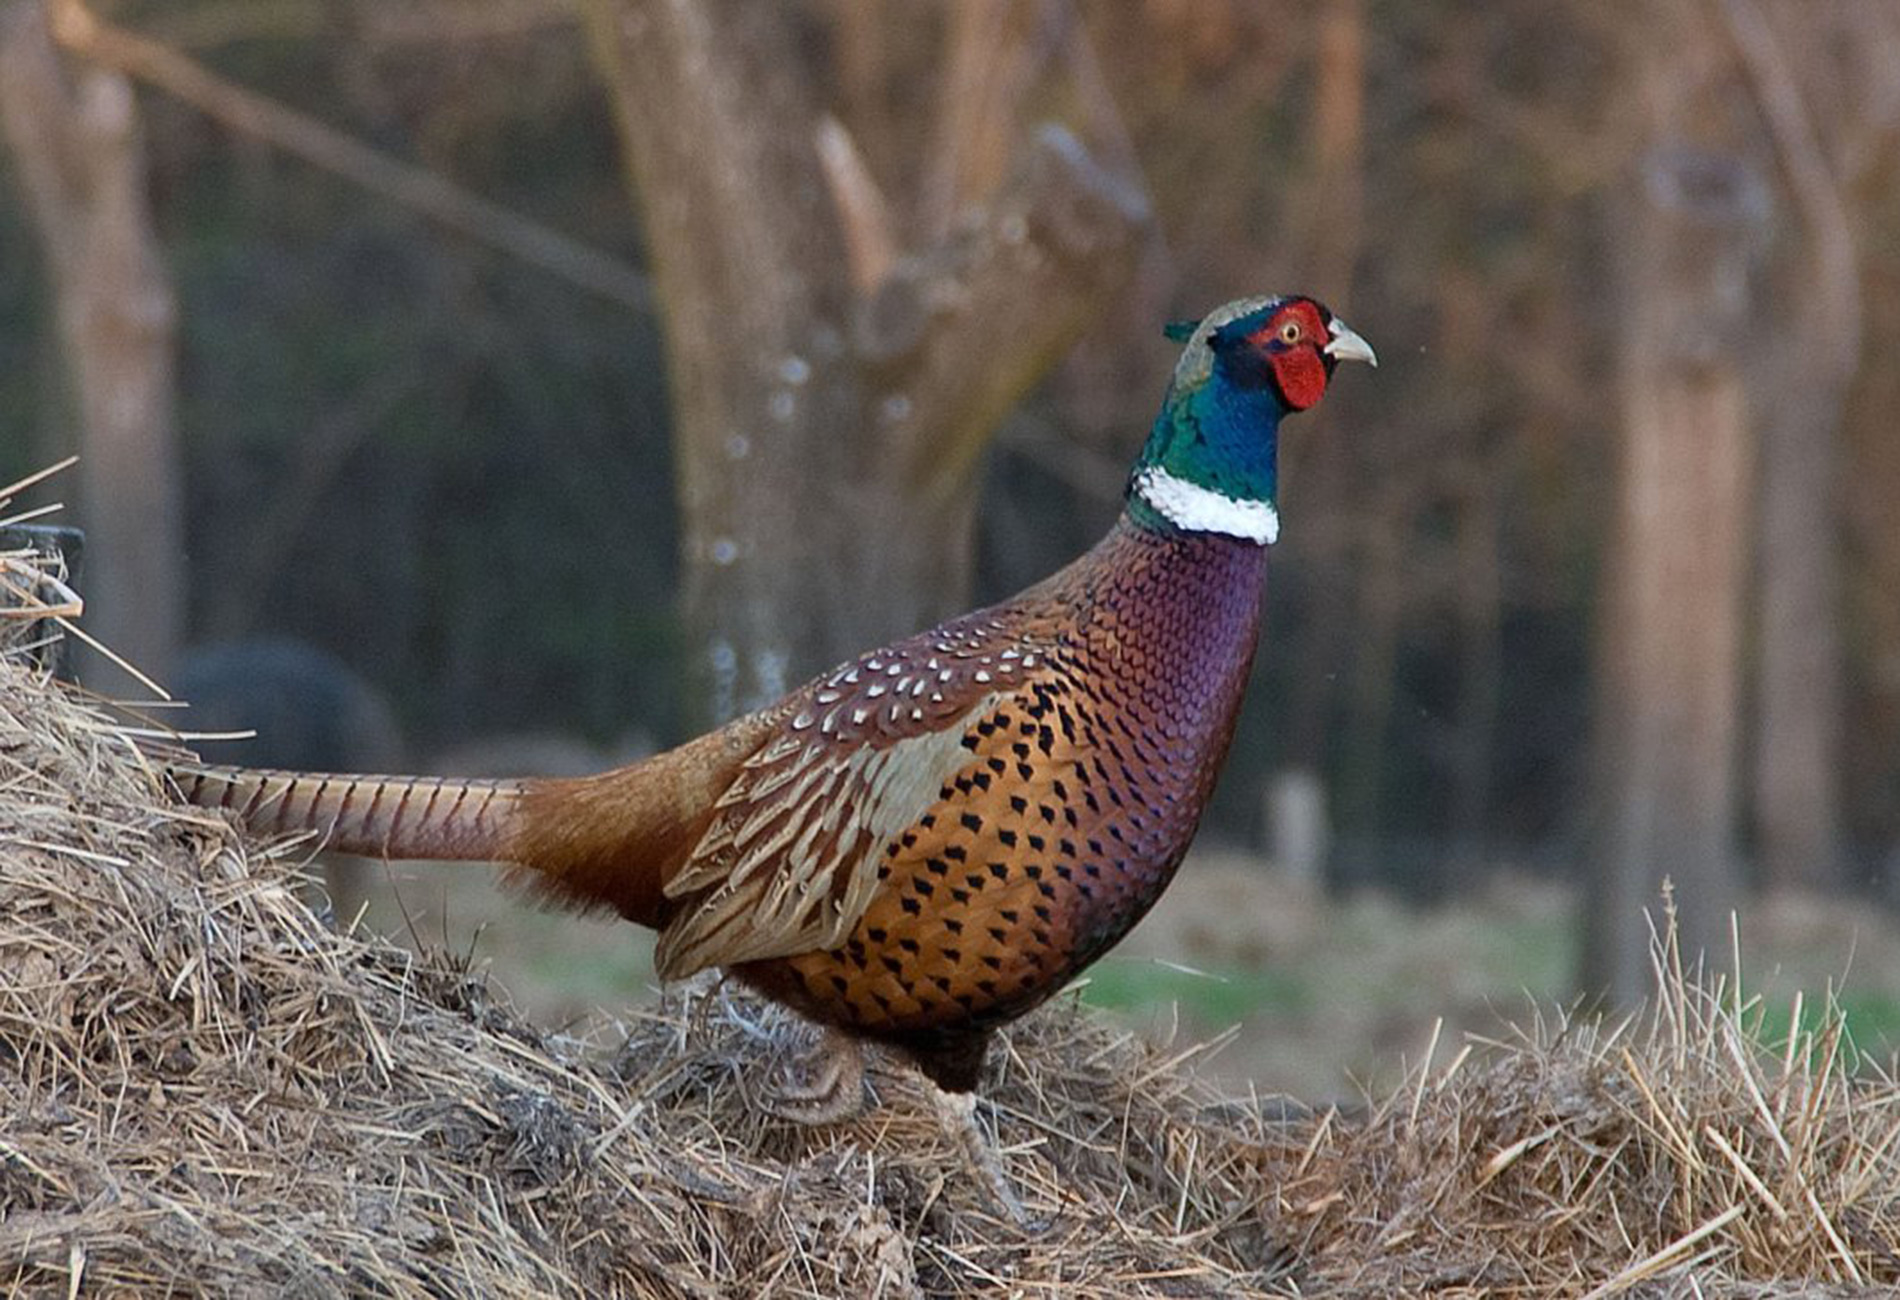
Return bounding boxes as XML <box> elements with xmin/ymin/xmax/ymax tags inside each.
<box><xmin>3</xmin><ymin>524</ymin><xmax>1899</xmax><ymax>1297</ymax></box>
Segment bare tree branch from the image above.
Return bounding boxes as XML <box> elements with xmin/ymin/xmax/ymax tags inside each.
<box><xmin>815</xmin><ymin>114</ymin><xmax>897</xmax><ymax>294</ymax></box>
<box><xmin>895</xmin><ymin>123</ymin><xmax>1151</xmax><ymax>502</ymax></box>
<box><xmin>891</xmin><ymin>2</ymin><xmax>1152</xmax><ymax>498</ymax></box>
<box><xmin>48</xmin><ymin>0</ymin><xmax>651</xmax><ymax>314</ymax></box>
<box><xmin>922</xmin><ymin>2</ymin><xmax>1050</xmax><ymax>242</ymax></box>
<box><xmin>1717</xmin><ymin>0</ymin><xmax>1859</xmax><ymax>357</ymax></box>
<box><xmin>143</xmin><ymin>0</ymin><xmax>571</xmax><ymax>53</ymax></box>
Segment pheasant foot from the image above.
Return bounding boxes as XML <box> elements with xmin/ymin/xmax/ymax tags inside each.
<box><xmin>928</xmin><ymin>1083</ymin><xmax>1044</xmax><ymax>1232</ymax></box>
<box><xmin>757</xmin><ymin>1024</ymin><xmax>867</xmax><ymax>1125</ymax></box>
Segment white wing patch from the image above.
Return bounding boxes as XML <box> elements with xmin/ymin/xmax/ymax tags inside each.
<box><xmin>653</xmin><ymin>693</ymin><xmax>1006</xmax><ymax>979</ymax></box>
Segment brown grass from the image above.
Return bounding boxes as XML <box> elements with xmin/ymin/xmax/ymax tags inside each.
<box><xmin>3</xmin><ymin>515</ymin><xmax>1899</xmax><ymax>1297</ymax></box>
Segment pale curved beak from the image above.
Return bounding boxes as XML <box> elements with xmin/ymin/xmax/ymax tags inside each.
<box><xmin>1324</xmin><ymin>317</ymin><xmax>1378</xmax><ymax>367</ymax></box>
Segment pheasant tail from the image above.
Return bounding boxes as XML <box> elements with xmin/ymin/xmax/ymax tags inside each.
<box><xmin>166</xmin><ymin>763</ymin><xmax>525</xmax><ymax>861</ymax></box>
<box><xmin>166</xmin><ymin>708</ymin><xmax>782</xmax><ymax>932</ymax></box>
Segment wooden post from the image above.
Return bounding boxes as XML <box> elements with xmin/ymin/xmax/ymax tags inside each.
<box><xmin>0</xmin><ymin>523</ymin><xmax>84</xmax><ymax>678</ymax></box>
<box><xmin>1263</xmin><ymin>767</ymin><xmax>1329</xmax><ymax>887</ymax></box>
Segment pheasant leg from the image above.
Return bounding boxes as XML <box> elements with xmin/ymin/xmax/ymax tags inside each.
<box><xmin>758</xmin><ymin>1024</ymin><xmax>867</xmax><ymax>1125</ymax></box>
<box><xmin>929</xmin><ymin>1083</ymin><xmax>1041</xmax><ymax>1230</ymax></box>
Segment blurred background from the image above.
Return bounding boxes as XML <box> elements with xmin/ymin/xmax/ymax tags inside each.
<box><xmin>3</xmin><ymin>0</ymin><xmax>1898</xmax><ymax>1099</ymax></box>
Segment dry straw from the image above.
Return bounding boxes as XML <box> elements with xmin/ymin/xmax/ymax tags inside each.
<box><xmin>2</xmin><ymin>494</ymin><xmax>1897</xmax><ymax>1296</ymax></box>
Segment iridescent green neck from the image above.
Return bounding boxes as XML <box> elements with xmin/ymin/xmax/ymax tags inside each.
<box><xmin>1124</xmin><ymin>363</ymin><xmax>1284</xmax><ymax>544</ymax></box>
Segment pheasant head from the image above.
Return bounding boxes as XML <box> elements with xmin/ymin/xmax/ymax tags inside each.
<box><xmin>1129</xmin><ymin>295</ymin><xmax>1376</xmax><ymax>543</ymax></box>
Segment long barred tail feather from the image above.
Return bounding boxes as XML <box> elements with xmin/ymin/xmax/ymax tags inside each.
<box><xmin>165</xmin><ymin>762</ymin><xmax>526</xmax><ymax>861</ymax></box>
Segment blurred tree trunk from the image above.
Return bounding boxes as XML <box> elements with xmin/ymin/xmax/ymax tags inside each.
<box><xmin>1335</xmin><ymin>488</ymin><xmax>1403</xmax><ymax>873</ymax></box>
<box><xmin>1283</xmin><ymin>0</ymin><xmax>1366</xmax><ymax>854</ymax></box>
<box><xmin>581</xmin><ymin>0</ymin><xmax>1148</xmax><ymax>728</ymax></box>
<box><xmin>0</xmin><ymin>0</ymin><xmax>180</xmax><ymax>680</ymax></box>
<box><xmin>1305</xmin><ymin>0</ymin><xmax>1363</xmax><ymax>310</ymax></box>
<box><xmin>1723</xmin><ymin>0</ymin><xmax>1856</xmax><ymax>892</ymax></box>
<box><xmin>1581</xmin><ymin>143</ymin><xmax>1766</xmax><ymax>1007</ymax></box>
<box><xmin>1449</xmin><ymin>473</ymin><xmax>1502</xmax><ymax>857</ymax></box>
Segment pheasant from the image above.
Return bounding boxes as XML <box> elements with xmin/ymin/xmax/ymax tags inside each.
<box><xmin>165</xmin><ymin>294</ymin><xmax>1373</xmax><ymax>1214</ymax></box>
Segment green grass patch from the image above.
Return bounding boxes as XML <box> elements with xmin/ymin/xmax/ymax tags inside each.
<box><xmin>1748</xmin><ymin>988</ymin><xmax>1900</xmax><ymax>1067</ymax></box>
<box><xmin>1078</xmin><ymin>958</ymin><xmax>1313</xmax><ymax>1024</ymax></box>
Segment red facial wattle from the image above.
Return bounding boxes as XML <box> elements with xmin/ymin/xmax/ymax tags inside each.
<box><xmin>1267</xmin><ymin>346</ymin><xmax>1328</xmax><ymax>411</ymax></box>
<box><xmin>1247</xmin><ymin>300</ymin><xmax>1332</xmax><ymax>411</ymax></box>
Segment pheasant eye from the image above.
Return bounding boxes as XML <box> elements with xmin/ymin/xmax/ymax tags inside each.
<box><xmin>1278</xmin><ymin>321</ymin><xmax>1302</xmax><ymax>344</ymax></box>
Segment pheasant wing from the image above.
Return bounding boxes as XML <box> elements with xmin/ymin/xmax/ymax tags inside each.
<box><xmin>652</xmin><ymin>627</ymin><xmax>1039</xmax><ymax>979</ymax></box>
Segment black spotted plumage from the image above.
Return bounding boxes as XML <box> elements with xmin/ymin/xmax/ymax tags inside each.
<box><xmin>733</xmin><ymin>520</ymin><xmax>1267</xmax><ymax>1088</ymax></box>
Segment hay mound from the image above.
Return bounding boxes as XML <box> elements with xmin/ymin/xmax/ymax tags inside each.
<box><xmin>3</xmin><ymin>531</ymin><xmax>1900</xmax><ymax>1297</ymax></box>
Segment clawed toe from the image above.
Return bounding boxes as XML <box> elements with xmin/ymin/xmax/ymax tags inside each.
<box><xmin>757</xmin><ymin>1025</ymin><xmax>867</xmax><ymax>1126</ymax></box>
<box><xmin>747</xmin><ymin>1026</ymin><xmax>1043</xmax><ymax>1225</ymax></box>
<box><xmin>930</xmin><ymin>1085</ymin><xmax>1042</xmax><ymax>1230</ymax></box>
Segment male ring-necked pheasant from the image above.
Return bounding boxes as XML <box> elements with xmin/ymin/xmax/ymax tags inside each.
<box><xmin>166</xmin><ymin>294</ymin><xmax>1373</xmax><ymax>1212</ymax></box>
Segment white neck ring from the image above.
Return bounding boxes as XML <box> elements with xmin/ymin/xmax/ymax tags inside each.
<box><xmin>1133</xmin><ymin>467</ymin><xmax>1279</xmax><ymax>544</ymax></box>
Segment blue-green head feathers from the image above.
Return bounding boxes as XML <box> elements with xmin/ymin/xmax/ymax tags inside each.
<box><xmin>1127</xmin><ymin>295</ymin><xmax>1375</xmax><ymax>543</ymax></box>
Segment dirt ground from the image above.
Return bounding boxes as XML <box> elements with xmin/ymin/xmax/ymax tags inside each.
<box><xmin>333</xmin><ymin>844</ymin><xmax>1900</xmax><ymax>1105</ymax></box>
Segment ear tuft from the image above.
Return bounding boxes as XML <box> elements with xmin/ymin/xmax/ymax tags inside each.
<box><xmin>1162</xmin><ymin>318</ymin><xmax>1201</xmax><ymax>343</ymax></box>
